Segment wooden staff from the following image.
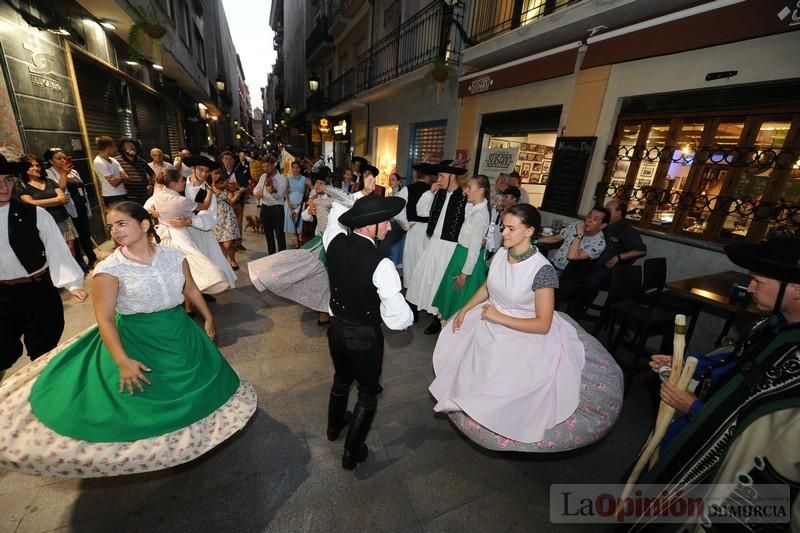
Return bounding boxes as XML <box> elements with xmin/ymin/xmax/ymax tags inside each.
<box><xmin>618</xmin><ymin>315</ymin><xmax>696</xmax><ymax>506</ymax></box>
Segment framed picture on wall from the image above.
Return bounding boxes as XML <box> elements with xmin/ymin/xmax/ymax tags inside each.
<box><xmin>514</xmin><ymin>164</ymin><xmax>522</xmax><ymax>174</ymax></box>
<box><xmin>640</xmin><ymin>162</ymin><xmax>655</xmax><ymax>178</ymax></box>
<box><xmin>540</xmin><ymin>173</ymin><xmax>549</xmax><ymax>184</ymax></box>
<box><xmin>529</xmin><ymin>172</ymin><xmax>541</xmax><ymax>184</ymax></box>
<box><xmin>521</xmin><ymin>142</ymin><xmax>530</xmax><ymax>151</ymax></box>
<box><xmin>542</xmin><ymin>161</ymin><xmax>551</xmax><ymax>172</ymax></box>
<box><xmin>532</xmin><ymin>162</ymin><xmax>542</xmax><ymax>172</ymax></box>
<box><xmin>533</xmin><ymin>144</ymin><xmax>546</xmax><ymax>154</ymax></box>
<box><xmin>489</xmin><ymin>140</ymin><xmax>509</xmax><ymax>149</ymax></box>
<box><xmin>521</xmin><ymin>162</ymin><xmax>532</xmax><ymax>176</ymax></box>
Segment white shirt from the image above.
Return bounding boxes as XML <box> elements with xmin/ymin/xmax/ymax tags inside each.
<box><xmin>457</xmin><ymin>200</ymin><xmax>490</xmax><ymax>275</ymax></box>
<box><xmin>323</xmin><ymin>197</ymin><xmax>413</xmax><ymax>331</ymax></box>
<box><xmin>253</xmin><ymin>171</ymin><xmax>288</xmax><ymax>207</ymax></box>
<box><xmin>93</xmin><ymin>246</ymin><xmax>186</xmax><ymax>315</ymax></box>
<box><xmin>392</xmin><ymin>187</ymin><xmax>410</xmax><ymax>231</ymax></box>
<box><xmin>93</xmin><ymin>155</ymin><xmax>126</xmax><ymax>197</ymax></box>
<box><xmin>550</xmin><ymin>222</ymin><xmax>606</xmax><ymax>271</ymax></box>
<box><xmin>0</xmin><ymin>204</ymin><xmax>84</xmax><ymax>289</ymax></box>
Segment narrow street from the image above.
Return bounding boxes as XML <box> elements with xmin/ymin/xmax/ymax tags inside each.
<box><xmin>0</xmin><ymin>204</ymin><xmax>650</xmax><ymax>533</ymax></box>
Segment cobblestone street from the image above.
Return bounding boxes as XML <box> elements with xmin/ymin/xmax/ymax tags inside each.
<box><xmin>0</xmin><ymin>206</ymin><xmax>652</xmax><ymax>533</ymax></box>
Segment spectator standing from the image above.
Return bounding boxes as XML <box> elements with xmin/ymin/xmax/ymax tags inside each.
<box><xmin>211</xmin><ymin>168</ymin><xmax>242</xmax><ymax>271</ymax></box>
<box><xmin>173</xmin><ymin>148</ymin><xmax>193</xmax><ymax>179</ymax></box>
<box><xmin>148</xmin><ymin>147</ymin><xmax>174</xmax><ymax>184</ymax></box>
<box><xmin>338</xmin><ymin>168</ymin><xmax>356</xmax><ymax>193</ymax></box>
<box><xmin>93</xmin><ymin>136</ymin><xmax>127</xmax><ymax>206</ymax></box>
<box><xmin>16</xmin><ymin>155</ymin><xmax>78</xmax><ymax>256</ymax></box>
<box><xmin>253</xmin><ymin>156</ymin><xmax>288</xmax><ymax>255</ymax></box>
<box><xmin>284</xmin><ymin>160</ymin><xmax>306</xmax><ymax>241</ymax></box>
<box><xmin>44</xmin><ymin>148</ymin><xmax>97</xmax><ymax>270</ymax></box>
<box><xmin>507</xmin><ymin>172</ymin><xmax>530</xmax><ymax>205</ymax></box>
<box><xmin>115</xmin><ymin>138</ymin><xmax>154</xmax><ymax>205</ymax></box>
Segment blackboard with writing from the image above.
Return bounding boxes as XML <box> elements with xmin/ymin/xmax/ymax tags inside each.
<box><xmin>541</xmin><ymin>137</ymin><xmax>597</xmax><ymax>216</ymax></box>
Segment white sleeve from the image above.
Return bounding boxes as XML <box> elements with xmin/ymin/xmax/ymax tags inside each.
<box><xmin>92</xmin><ymin>158</ymin><xmax>109</xmax><ymax>178</ymax></box>
<box><xmin>36</xmin><ymin>207</ymin><xmax>84</xmax><ymax>290</ymax></box>
<box><xmin>393</xmin><ymin>187</ymin><xmax>410</xmax><ymax>231</ymax></box>
<box><xmin>323</xmin><ymin>191</ymin><xmax>364</xmax><ymax>251</ymax></box>
<box><xmin>372</xmin><ymin>258</ymin><xmax>413</xmax><ymax>330</ymax></box>
<box><xmin>253</xmin><ymin>173</ymin><xmax>266</xmax><ymax>196</ymax></box>
<box><xmin>415</xmin><ymin>190</ymin><xmax>435</xmax><ymax>217</ymax></box>
<box><xmin>301</xmin><ymin>206</ymin><xmax>313</xmax><ymax>222</ymax></box>
<box><xmin>191</xmin><ymin>191</ymin><xmax>217</xmax><ymax>231</ymax></box>
<box><xmin>143</xmin><ymin>196</ymin><xmax>155</xmax><ymax>212</ymax></box>
<box><xmin>462</xmin><ymin>210</ymin><xmax>490</xmax><ymax>276</ymax></box>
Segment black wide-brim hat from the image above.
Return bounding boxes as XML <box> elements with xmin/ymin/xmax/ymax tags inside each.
<box><xmin>351</xmin><ymin>156</ymin><xmax>368</xmax><ymax>166</ymax></box>
<box><xmin>0</xmin><ymin>154</ymin><xmax>30</xmax><ymax>175</ymax></box>
<box><xmin>338</xmin><ymin>195</ymin><xmax>406</xmax><ymax>228</ymax></box>
<box><xmin>183</xmin><ymin>155</ymin><xmax>220</xmax><ymax>170</ymax></box>
<box><xmin>363</xmin><ymin>164</ymin><xmax>380</xmax><ymax>177</ymax></box>
<box><xmin>412</xmin><ymin>159</ymin><xmax>455</xmax><ymax>176</ymax></box>
<box><xmin>725</xmin><ymin>238</ymin><xmax>800</xmax><ymax>283</ymax></box>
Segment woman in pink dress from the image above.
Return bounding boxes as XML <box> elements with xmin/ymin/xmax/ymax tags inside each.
<box><xmin>429</xmin><ymin>204</ymin><xmax>623</xmax><ymax>452</ymax></box>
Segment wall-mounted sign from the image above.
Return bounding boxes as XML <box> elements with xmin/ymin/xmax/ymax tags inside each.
<box><xmin>467</xmin><ymin>75</ymin><xmax>493</xmax><ymax>95</ymax></box>
<box><xmin>319</xmin><ymin>117</ymin><xmax>330</xmax><ymax>133</ymax></box>
<box><xmin>333</xmin><ymin>119</ymin><xmax>347</xmax><ymax>135</ymax></box>
<box><xmin>477</xmin><ymin>147</ymin><xmax>519</xmax><ymax>177</ymax></box>
<box><xmin>23</xmin><ymin>43</ymin><xmax>63</xmax><ymax>93</ymax></box>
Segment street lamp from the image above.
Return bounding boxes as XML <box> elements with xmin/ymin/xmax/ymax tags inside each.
<box><xmin>283</xmin><ymin>105</ymin><xmax>292</xmax><ymax>115</ymax></box>
<box><xmin>308</xmin><ymin>75</ymin><xmax>320</xmax><ymax>93</ymax></box>
<box><xmin>215</xmin><ymin>74</ymin><xmax>226</xmax><ymax>92</ymax></box>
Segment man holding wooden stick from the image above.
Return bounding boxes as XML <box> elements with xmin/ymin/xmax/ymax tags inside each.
<box><xmin>622</xmin><ymin>237</ymin><xmax>800</xmax><ymax>530</ymax></box>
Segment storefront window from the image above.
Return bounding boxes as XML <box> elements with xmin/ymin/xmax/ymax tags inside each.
<box><xmin>601</xmin><ymin>113</ymin><xmax>800</xmax><ymax>244</ymax></box>
<box><xmin>719</xmin><ymin>120</ymin><xmax>792</xmax><ymax>240</ymax></box>
<box><xmin>481</xmin><ymin>132</ymin><xmax>556</xmax><ymax>207</ymax></box>
<box><xmin>375</xmin><ymin>125</ymin><xmax>398</xmax><ymax>189</ymax></box>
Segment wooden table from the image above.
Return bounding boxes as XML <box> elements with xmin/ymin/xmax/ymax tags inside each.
<box><xmin>667</xmin><ymin>270</ymin><xmax>762</xmax><ymax>345</ymax></box>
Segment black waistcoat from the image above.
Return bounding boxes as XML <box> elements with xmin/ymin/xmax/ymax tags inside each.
<box><xmin>406</xmin><ymin>181</ymin><xmax>430</xmax><ymax>223</ymax></box>
<box><xmin>326</xmin><ymin>233</ymin><xmax>384</xmax><ymax>325</ymax></box>
<box><xmin>7</xmin><ymin>200</ymin><xmax>46</xmax><ymax>274</ymax></box>
<box><xmin>426</xmin><ymin>188</ymin><xmax>467</xmax><ymax>242</ymax></box>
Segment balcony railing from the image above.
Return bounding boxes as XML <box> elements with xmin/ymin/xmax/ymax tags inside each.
<box><xmin>355</xmin><ymin>0</ymin><xmax>463</xmax><ymax>93</ymax></box>
<box><xmin>467</xmin><ymin>0</ymin><xmax>583</xmax><ymax>45</ymax></box>
<box><xmin>306</xmin><ymin>16</ymin><xmax>333</xmax><ymax>61</ymax></box>
<box><xmin>325</xmin><ymin>67</ymin><xmax>356</xmax><ymax>107</ymax></box>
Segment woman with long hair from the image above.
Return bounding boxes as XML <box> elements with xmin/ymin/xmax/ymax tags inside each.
<box><xmin>429</xmin><ymin>203</ymin><xmax>622</xmax><ymax>452</ymax></box>
<box><xmin>150</xmin><ymin>169</ymin><xmax>229</xmax><ymax>294</ymax></box>
<box><xmin>16</xmin><ymin>154</ymin><xmax>78</xmax><ymax>255</ymax></box>
<box><xmin>43</xmin><ymin>148</ymin><xmax>97</xmax><ymax>270</ymax></box>
<box><xmin>210</xmin><ymin>168</ymin><xmax>242</xmax><ymax>270</ymax></box>
<box><xmin>284</xmin><ymin>160</ymin><xmax>306</xmax><ymax>243</ymax></box>
<box><xmin>0</xmin><ymin>201</ymin><xmax>256</xmax><ymax>477</ymax></box>
<box><xmin>431</xmin><ymin>174</ymin><xmax>491</xmax><ymax>321</ymax></box>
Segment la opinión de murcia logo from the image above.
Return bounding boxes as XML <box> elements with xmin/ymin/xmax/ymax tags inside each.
<box><xmin>777</xmin><ymin>2</ymin><xmax>800</xmax><ymax>25</ymax></box>
<box><xmin>485</xmin><ymin>152</ymin><xmax>515</xmax><ymax>168</ymax></box>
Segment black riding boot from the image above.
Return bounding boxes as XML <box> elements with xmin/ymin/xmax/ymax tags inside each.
<box><xmin>326</xmin><ymin>391</ymin><xmax>351</xmax><ymax>441</ymax></box>
<box><xmin>424</xmin><ymin>315</ymin><xmax>441</xmax><ymax>335</ymax></box>
<box><xmin>342</xmin><ymin>403</ymin><xmax>375</xmax><ymax>470</ymax></box>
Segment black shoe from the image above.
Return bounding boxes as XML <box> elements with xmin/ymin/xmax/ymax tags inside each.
<box><xmin>342</xmin><ymin>403</ymin><xmax>375</xmax><ymax>470</ymax></box>
<box><xmin>424</xmin><ymin>317</ymin><xmax>441</xmax><ymax>335</ymax></box>
<box><xmin>203</xmin><ymin>294</ymin><xmax>217</xmax><ymax>303</ymax></box>
<box><xmin>326</xmin><ymin>391</ymin><xmax>351</xmax><ymax>441</ymax></box>
<box><xmin>409</xmin><ymin>303</ymin><xmax>419</xmax><ymax>324</ymax></box>
<box><xmin>236</xmin><ymin>243</ymin><xmax>246</xmax><ymax>251</ymax></box>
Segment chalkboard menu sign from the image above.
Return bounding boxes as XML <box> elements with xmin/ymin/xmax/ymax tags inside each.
<box><xmin>540</xmin><ymin>137</ymin><xmax>597</xmax><ymax>216</ymax></box>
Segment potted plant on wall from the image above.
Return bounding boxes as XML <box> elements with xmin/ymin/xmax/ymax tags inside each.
<box><xmin>127</xmin><ymin>1</ymin><xmax>169</xmax><ymax>63</ymax></box>
<box><xmin>429</xmin><ymin>57</ymin><xmax>457</xmax><ymax>104</ymax></box>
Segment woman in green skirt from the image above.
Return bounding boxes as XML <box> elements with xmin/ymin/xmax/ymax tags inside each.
<box><xmin>432</xmin><ymin>175</ymin><xmax>491</xmax><ymax>321</ymax></box>
<box><xmin>0</xmin><ymin>202</ymin><xmax>256</xmax><ymax>478</ymax></box>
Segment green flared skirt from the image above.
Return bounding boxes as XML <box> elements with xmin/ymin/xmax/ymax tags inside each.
<box><xmin>301</xmin><ymin>234</ymin><xmax>327</xmax><ymax>264</ymax></box>
<box><xmin>431</xmin><ymin>244</ymin><xmax>488</xmax><ymax>321</ymax></box>
<box><xmin>29</xmin><ymin>305</ymin><xmax>240</xmax><ymax>442</ymax></box>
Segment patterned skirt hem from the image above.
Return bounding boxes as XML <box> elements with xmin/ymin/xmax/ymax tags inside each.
<box><xmin>0</xmin><ymin>330</ymin><xmax>257</xmax><ymax>478</ymax></box>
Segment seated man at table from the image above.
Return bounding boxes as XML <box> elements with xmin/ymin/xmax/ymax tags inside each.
<box><xmin>559</xmin><ymin>199</ymin><xmax>647</xmax><ymax>318</ymax></box>
<box><xmin>621</xmin><ymin>238</ymin><xmax>800</xmax><ymax>531</ymax></box>
<box><xmin>538</xmin><ymin>207</ymin><xmax>609</xmax><ymax>278</ymax></box>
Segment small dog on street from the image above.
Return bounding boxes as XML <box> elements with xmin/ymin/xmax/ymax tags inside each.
<box><xmin>245</xmin><ymin>215</ymin><xmax>262</xmax><ymax>233</ymax></box>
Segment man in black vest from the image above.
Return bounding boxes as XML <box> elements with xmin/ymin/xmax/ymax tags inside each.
<box><xmin>323</xmin><ymin>194</ymin><xmax>413</xmax><ymax>470</ymax></box>
<box><xmin>402</xmin><ymin>165</ymin><xmax>432</xmax><ymax>294</ymax></box>
<box><xmin>405</xmin><ymin>161</ymin><xmax>468</xmax><ymax>335</ymax></box>
<box><xmin>0</xmin><ymin>156</ymin><xmax>87</xmax><ymax>382</ymax></box>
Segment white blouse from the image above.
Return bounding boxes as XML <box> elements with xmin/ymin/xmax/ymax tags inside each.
<box><xmin>92</xmin><ymin>246</ymin><xmax>186</xmax><ymax>315</ymax></box>
<box><xmin>457</xmin><ymin>200</ymin><xmax>490</xmax><ymax>276</ymax></box>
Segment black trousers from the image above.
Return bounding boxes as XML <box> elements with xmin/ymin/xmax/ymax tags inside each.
<box><xmin>102</xmin><ymin>194</ymin><xmax>127</xmax><ymax>207</ymax></box>
<box><xmin>559</xmin><ymin>262</ymin><xmax>612</xmax><ymax>317</ymax></box>
<box><xmin>0</xmin><ymin>276</ymin><xmax>64</xmax><ymax>370</ymax></box>
<box><xmin>260</xmin><ymin>204</ymin><xmax>286</xmax><ymax>255</ymax></box>
<box><xmin>327</xmin><ymin>317</ymin><xmax>384</xmax><ymax>410</ymax></box>
<box><xmin>72</xmin><ymin>209</ymin><xmax>97</xmax><ymax>264</ymax></box>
